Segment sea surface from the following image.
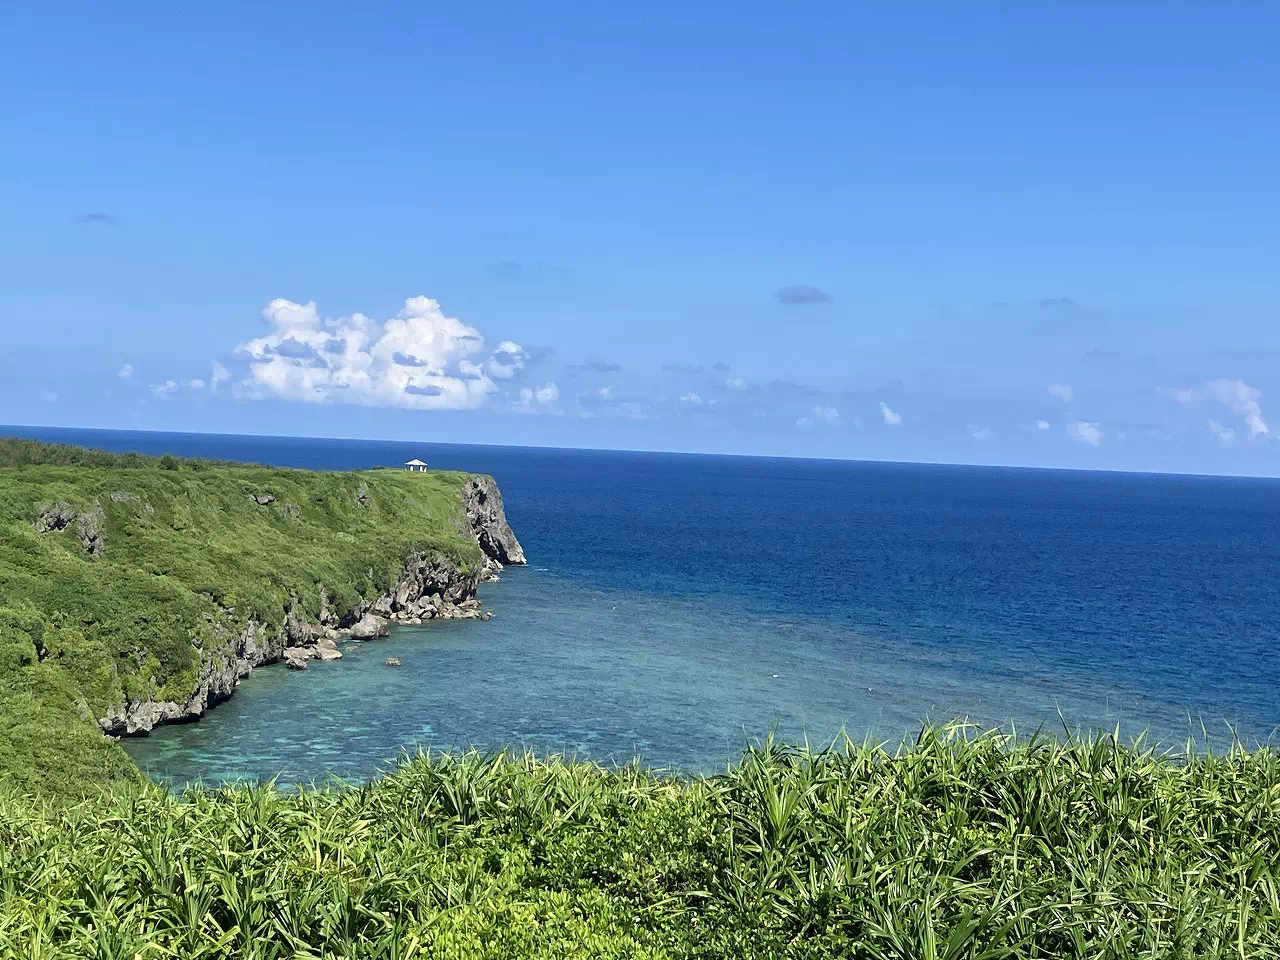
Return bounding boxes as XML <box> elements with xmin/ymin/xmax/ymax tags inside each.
<box><xmin>8</xmin><ymin>425</ymin><xmax>1280</xmax><ymax>787</ymax></box>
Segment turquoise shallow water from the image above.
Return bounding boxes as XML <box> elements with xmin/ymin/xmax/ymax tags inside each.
<box><xmin>7</xmin><ymin>426</ymin><xmax>1278</xmax><ymax>787</ymax></box>
<box><xmin>120</xmin><ymin>569</ymin><xmax>1251</xmax><ymax>788</ymax></box>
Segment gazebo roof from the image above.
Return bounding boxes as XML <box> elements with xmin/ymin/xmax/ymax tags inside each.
<box><xmin>404</xmin><ymin>458</ymin><xmax>427</xmax><ymax>466</ymax></box>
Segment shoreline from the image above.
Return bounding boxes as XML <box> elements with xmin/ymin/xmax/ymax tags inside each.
<box><xmin>99</xmin><ymin>474</ymin><xmax>527</xmax><ymax>737</ymax></box>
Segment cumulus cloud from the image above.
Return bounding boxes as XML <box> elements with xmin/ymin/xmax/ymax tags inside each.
<box><xmin>1169</xmin><ymin>378</ymin><xmax>1269</xmax><ymax>439</ymax></box>
<box><xmin>1035</xmin><ymin>420</ymin><xmax>1051</xmax><ymax>430</ymax></box>
<box><xmin>516</xmin><ymin>381</ymin><xmax>560</xmax><ymax>413</ymax></box>
<box><xmin>879</xmin><ymin>401</ymin><xmax>902</xmax><ymax>426</ymax></box>
<box><xmin>186</xmin><ymin>379</ymin><xmax>205</xmax><ymax>390</ymax></box>
<box><xmin>1208</xmin><ymin>420</ymin><xmax>1235</xmax><ymax>444</ymax></box>
<box><xmin>679</xmin><ymin>392</ymin><xmax>704</xmax><ymax>406</ymax></box>
<box><xmin>797</xmin><ymin>406</ymin><xmax>840</xmax><ymax>429</ymax></box>
<box><xmin>484</xmin><ymin>340</ymin><xmax>528</xmax><ymax>380</ymax></box>
<box><xmin>1047</xmin><ymin>383</ymin><xmax>1074</xmax><ymax>403</ymax></box>
<box><xmin>712</xmin><ymin>361</ymin><xmax>731</xmax><ymax>372</ymax></box>
<box><xmin>725</xmin><ymin>376</ymin><xmax>747</xmax><ymax>390</ymax></box>
<box><xmin>225</xmin><ymin>295</ymin><xmax>524</xmax><ymax>411</ymax></box>
<box><xmin>1067</xmin><ymin>421</ymin><xmax>1103</xmax><ymax>445</ymax></box>
<box><xmin>39</xmin><ymin>388</ymin><xmax>58</xmax><ymax>403</ymax></box>
<box><xmin>210</xmin><ymin>361</ymin><xmax>230</xmax><ymax>391</ymax></box>
<box><xmin>776</xmin><ymin>285</ymin><xmax>832</xmax><ymax>306</ymax></box>
<box><xmin>152</xmin><ymin>380</ymin><xmax>178</xmax><ymax>398</ymax></box>
<box><xmin>968</xmin><ymin>425</ymin><xmax>993</xmax><ymax>440</ymax></box>
<box><xmin>117</xmin><ymin>363</ymin><xmax>134</xmax><ymax>380</ymax></box>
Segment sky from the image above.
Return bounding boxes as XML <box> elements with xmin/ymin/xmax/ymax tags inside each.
<box><xmin>2</xmin><ymin>2</ymin><xmax>1278</xmax><ymax>474</ymax></box>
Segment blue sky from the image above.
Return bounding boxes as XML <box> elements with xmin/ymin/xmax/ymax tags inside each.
<box><xmin>3</xmin><ymin>2</ymin><xmax>1278</xmax><ymax>474</ymax></box>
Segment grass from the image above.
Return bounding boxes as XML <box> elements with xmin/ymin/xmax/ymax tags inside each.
<box><xmin>4</xmin><ymin>437</ymin><xmax>1279</xmax><ymax>954</ymax></box>
<box><xmin>0</xmin><ymin>437</ymin><xmax>484</xmax><ymax>799</ymax></box>
<box><xmin>1</xmin><ymin>723</ymin><xmax>1278</xmax><ymax>958</ymax></box>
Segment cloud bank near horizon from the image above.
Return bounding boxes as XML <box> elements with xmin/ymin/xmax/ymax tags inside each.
<box><xmin>221</xmin><ymin>296</ymin><xmax>552</xmax><ymax>412</ymax></box>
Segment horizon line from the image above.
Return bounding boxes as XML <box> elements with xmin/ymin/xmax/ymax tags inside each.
<box><xmin>4</xmin><ymin>421</ymin><xmax>1279</xmax><ymax>484</ymax></box>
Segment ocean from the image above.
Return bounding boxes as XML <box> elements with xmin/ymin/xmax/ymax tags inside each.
<box><xmin>8</xmin><ymin>425</ymin><xmax>1279</xmax><ymax>786</ymax></box>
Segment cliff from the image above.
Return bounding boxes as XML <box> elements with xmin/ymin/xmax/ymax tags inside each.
<box><xmin>0</xmin><ymin>438</ymin><xmax>524</xmax><ymax>797</ymax></box>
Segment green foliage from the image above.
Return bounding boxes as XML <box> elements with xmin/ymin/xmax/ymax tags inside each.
<box><xmin>1</xmin><ymin>725</ymin><xmax>1278</xmax><ymax>957</ymax></box>
<box><xmin>0</xmin><ymin>437</ymin><xmax>240</xmax><ymax>470</ymax></box>
<box><xmin>0</xmin><ymin>438</ymin><xmax>483</xmax><ymax>798</ymax></box>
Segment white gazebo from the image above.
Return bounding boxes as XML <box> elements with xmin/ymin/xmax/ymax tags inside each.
<box><xmin>404</xmin><ymin>458</ymin><xmax>428</xmax><ymax>472</ymax></box>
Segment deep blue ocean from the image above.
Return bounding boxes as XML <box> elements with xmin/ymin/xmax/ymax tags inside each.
<box><xmin>8</xmin><ymin>425</ymin><xmax>1280</xmax><ymax>786</ymax></box>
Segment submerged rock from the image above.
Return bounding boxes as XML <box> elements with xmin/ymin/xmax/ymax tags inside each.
<box><xmin>384</xmin><ymin>657</ymin><xmax>401</xmax><ymax>667</ymax></box>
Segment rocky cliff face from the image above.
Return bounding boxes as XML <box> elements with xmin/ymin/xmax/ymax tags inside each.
<box><xmin>98</xmin><ymin>473</ymin><xmax>525</xmax><ymax>736</ymax></box>
<box><xmin>463</xmin><ymin>475</ymin><xmax>526</xmax><ymax>568</ymax></box>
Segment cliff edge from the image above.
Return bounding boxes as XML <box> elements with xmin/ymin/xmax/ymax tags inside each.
<box><xmin>0</xmin><ymin>438</ymin><xmax>524</xmax><ymax>797</ymax></box>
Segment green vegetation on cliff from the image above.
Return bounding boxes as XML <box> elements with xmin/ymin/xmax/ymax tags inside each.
<box><xmin>0</xmin><ymin>438</ymin><xmax>482</xmax><ymax>798</ymax></box>
<box><xmin>4</xmin><ymin>439</ymin><xmax>1280</xmax><ymax>955</ymax></box>
<box><xmin>3</xmin><ymin>726</ymin><xmax>1279</xmax><ymax>958</ymax></box>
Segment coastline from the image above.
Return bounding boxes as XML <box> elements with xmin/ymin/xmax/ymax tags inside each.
<box><xmin>99</xmin><ymin>474</ymin><xmax>527</xmax><ymax>737</ymax></box>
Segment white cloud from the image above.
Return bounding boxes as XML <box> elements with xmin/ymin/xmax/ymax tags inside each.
<box><xmin>226</xmin><ymin>296</ymin><xmax>525</xmax><ymax>411</ymax></box>
<box><xmin>1067</xmin><ymin>420</ymin><xmax>1103</xmax><ymax>446</ymax></box>
<box><xmin>210</xmin><ymin>361</ymin><xmax>230</xmax><ymax>391</ymax></box>
<box><xmin>679</xmin><ymin>392</ymin><xmax>703</xmax><ymax>406</ymax></box>
<box><xmin>1048</xmin><ymin>383</ymin><xmax>1074</xmax><ymax>403</ymax></box>
<box><xmin>151</xmin><ymin>380</ymin><xmax>178</xmax><ymax>398</ymax></box>
<box><xmin>1170</xmin><ymin>378</ymin><xmax>1269</xmax><ymax>439</ymax></box>
<box><xmin>186</xmin><ymin>379</ymin><xmax>206</xmax><ymax>390</ymax></box>
<box><xmin>117</xmin><ymin>364</ymin><xmax>134</xmax><ymax>380</ymax></box>
<box><xmin>879</xmin><ymin>401</ymin><xmax>902</xmax><ymax>426</ymax></box>
<box><xmin>484</xmin><ymin>340</ymin><xmax>527</xmax><ymax>380</ymax></box>
<box><xmin>1208</xmin><ymin>419</ymin><xmax>1235</xmax><ymax>444</ymax></box>
<box><xmin>725</xmin><ymin>376</ymin><xmax>747</xmax><ymax>390</ymax></box>
<box><xmin>1035</xmin><ymin>420</ymin><xmax>1051</xmax><ymax>431</ymax></box>
<box><xmin>517</xmin><ymin>381</ymin><xmax>560</xmax><ymax>413</ymax></box>
<box><xmin>575</xmin><ymin>387</ymin><xmax>648</xmax><ymax>420</ymax></box>
<box><xmin>39</xmin><ymin>388</ymin><xmax>57</xmax><ymax>403</ymax></box>
<box><xmin>968</xmin><ymin>425</ymin><xmax>993</xmax><ymax>440</ymax></box>
<box><xmin>797</xmin><ymin>406</ymin><xmax>840</xmax><ymax>429</ymax></box>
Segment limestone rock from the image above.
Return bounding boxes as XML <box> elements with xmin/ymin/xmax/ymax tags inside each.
<box><xmin>34</xmin><ymin>502</ymin><xmax>75</xmax><ymax>533</ymax></box>
<box><xmin>34</xmin><ymin>501</ymin><xmax>106</xmax><ymax>555</ymax></box>
<box><xmin>96</xmin><ymin>476</ymin><xmax>524</xmax><ymax>737</ymax></box>
<box><xmin>283</xmin><ymin>608</ymin><xmax>320</xmax><ymax>647</ymax></box>
<box><xmin>350</xmin><ymin>613</ymin><xmax>389</xmax><ymax>640</ymax></box>
<box><xmin>77</xmin><ymin>504</ymin><xmax>106</xmax><ymax>556</ymax></box>
<box><xmin>462</xmin><ymin>475</ymin><xmax>526</xmax><ymax>565</ymax></box>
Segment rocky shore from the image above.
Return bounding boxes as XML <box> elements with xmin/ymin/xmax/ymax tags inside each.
<box><xmin>98</xmin><ymin>474</ymin><xmax>525</xmax><ymax>736</ymax></box>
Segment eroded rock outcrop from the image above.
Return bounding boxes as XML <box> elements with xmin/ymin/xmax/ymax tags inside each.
<box><xmin>98</xmin><ymin>472</ymin><xmax>524</xmax><ymax>736</ymax></box>
<box><xmin>463</xmin><ymin>475</ymin><xmax>526</xmax><ymax>566</ymax></box>
<box><xmin>35</xmin><ymin>501</ymin><xmax>106</xmax><ymax>555</ymax></box>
